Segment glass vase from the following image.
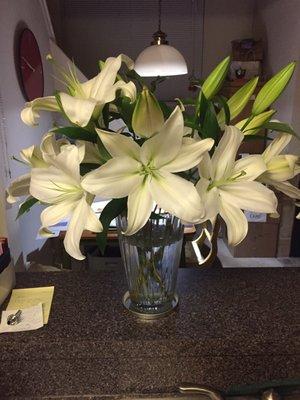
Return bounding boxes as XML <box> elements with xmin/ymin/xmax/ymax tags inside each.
<box><xmin>117</xmin><ymin>212</ymin><xmax>184</xmax><ymax>319</ymax></box>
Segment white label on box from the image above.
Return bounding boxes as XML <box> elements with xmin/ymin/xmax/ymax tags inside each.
<box><xmin>244</xmin><ymin>211</ymin><xmax>267</xmax><ymax>222</ymax></box>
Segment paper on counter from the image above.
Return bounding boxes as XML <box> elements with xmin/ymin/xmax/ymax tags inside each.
<box><xmin>0</xmin><ymin>303</ymin><xmax>43</xmax><ymax>333</ymax></box>
<box><xmin>6</xmin><ymin>286</ymin><xmax>54</xmax><ymax>324</ymax></box>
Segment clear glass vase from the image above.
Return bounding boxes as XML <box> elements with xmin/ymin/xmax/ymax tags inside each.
<box><xmin>117</xmin><ymin>212</ymin><xmax>184</xmax><ymax>319</ymax></box>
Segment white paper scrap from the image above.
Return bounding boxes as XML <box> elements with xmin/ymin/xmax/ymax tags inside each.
<box><xmin>0</xmin><ymin>303</ymin><xmax>44</xmax><ymax>333</ymax></box>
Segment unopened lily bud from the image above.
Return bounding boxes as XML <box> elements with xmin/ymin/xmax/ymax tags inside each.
<box><xmin>202</xmin><ymin>56</ymin><xmax>230</xmax><ymax>100</ymax></box>
<box><xmin>252</xmin><ymin>61</ymin><xmax>296</xmax><ymax>115</ymax></box>
<box><xmin>132</xmin><ymin>87</ymin><xmax>164</xmax><ymax>138</ymax></box>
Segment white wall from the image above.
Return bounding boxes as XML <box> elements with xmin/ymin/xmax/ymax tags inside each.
<box><xmin>253</xmin><ymin>0</ymin><xmax>300</xmax><ymax>153</ymax></box>
<box><xmin>202</xmin><ymin>0</ymin><xmax>255</xmax><ymax>75</ymax></box>
<box><xmin>0</xmin><ymin>0</ymin><xmax>54</xmax><ymax>266</ymax></box>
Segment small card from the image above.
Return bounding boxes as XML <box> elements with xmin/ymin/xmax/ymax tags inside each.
<box><xmin>6</xmin><ymin>286</ymin><xmax>54</xmax><ymax>324</ymax></box>
<box><xmin>0</xmin><ymin>303</ymin><xmax>44</xmax><ymax>333</ymax></box>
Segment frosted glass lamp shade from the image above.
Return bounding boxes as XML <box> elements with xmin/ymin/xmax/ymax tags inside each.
<box><xmin>135</xmin><ymin>44</ymin><xmax>188</xmax><ymax>77</ymax></box>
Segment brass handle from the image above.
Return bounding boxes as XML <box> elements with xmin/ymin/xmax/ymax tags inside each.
<box><xmin>179</xmin><ymin>384</ymin><xmax>224</xmax><ymax>400</ymax></box>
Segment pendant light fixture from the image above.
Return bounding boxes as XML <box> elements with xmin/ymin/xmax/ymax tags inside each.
<box><xmin>135</xmin><ymin>0</ymin><xmax>188</xmax><ymax>77</ymax></box>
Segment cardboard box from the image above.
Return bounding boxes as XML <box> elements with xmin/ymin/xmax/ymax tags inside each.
<box><xmin>223</xmin><ymin>217</ymin><xmax>280</xmax><ymax>258</ymax></box>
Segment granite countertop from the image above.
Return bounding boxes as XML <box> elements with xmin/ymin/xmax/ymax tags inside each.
<box><xmin>0</xmin><ymin>266</ymin><xmax>299</xmax><ymax>399</ymax></box>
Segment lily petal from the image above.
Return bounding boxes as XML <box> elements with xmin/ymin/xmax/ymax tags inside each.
<box><xmin>81</xmin><ymin>156</ymin><xmax>142</xmax><ymax>198</ymax></box>
<box><xmin>124</xmin><ymin>179</ymin><xmax>153</xmax><ymax>235</ymax></box>
<box><xmin>263</xmin><ymin>155</ymin><xmax>299</xmax><ymax>181</ymax></box>
<box><xmin>21</xmin><ymin>96</ymin><xmax>59</xmax><ymax>126</ymax></box>
<box><xmin>211</xmin><ymin>125</ymin><xmax>243</xmax><ymax>181</ymax></box>
<box><xmin>82</xmin><ymin>54</ymin><xmax>133</xmax><ymax>102</ymax></box>
<box><xmin>198</xmin><ymin>151</ymin><xmax>213</xmax><ymax>180</ymax></box>
<box><xmin>112</xmin><ymin>80</ymin><xmax>136</xmax><ymax>103</ymax></box>
<box><xmin>196</xmin><ymin>178</ymin><xmax>220</xmax><ymax>221</ymax></box>
<box><xmin>163</xmin><ymin>138</ymin><xmax>214</xmax><ymax>173</ymax></box>
<box><xmin>140</xmin><ymin>106</ymin><xmax>184</xmax><ymax>168</ymax></box>
<box><xmin>38</xmin><ymin>227</ymin><xmax>55</xmax><ymax>238</ymax></box>
<box><xmin>30</xmin><ymin>166</ymin><xmax>82</xmax><ymax>204</ymax></box>
<box><xmin>41</xmin><ymin>132</ymin><xmax>69</xmax><ymax>163</ymax></box>
<box><xmin>77</xmin><ymin>140</ymin><xmax>102</xmax><ymax>164</ymax></box>
<box><xmin>219</xmin><ymin>181</ymin><xmax>278</xmax><ymax>213</ymax></box>
<box><xmin>263</xmin><ymin>133</ymin><xmax>292</xmax><ymax>163</ymax></box>
<box><xmin>96</xmin><ymin>129</ymin><xmax>140</xmax><ymax>160</ymax></box>
<box><xmin>48</xmin><ymin>145</ymin><xmax>83</xmax><ymax>181</ymax></box>
<box><xmin>20</xmin><ymin>145</ymin><xmax>47</xmax><ymax>168</ymax></box>
<box><xmin>150</xmin><ymin>170</ymin><xmax>204</xmax><ymax>222</ymax></box>
<box><xmin>64</xmin><ymin>197</ymin><xmax>101</xmax><ymax>260</ymax></box>
<box><xmin>59</xmin><ymin>93</ymin><xmax>97</xmax><ymax>127</ymax></box>
<box><xmin>220</xmin><ymin>199</ymin><xmax>248</xmax><ymax>246</ymax></box>
<box><xmin>41</xmin><ymin>201</ymin><xmax>75</xmax><ymax>228</ymax></box>
<box><xmin>6</xmin><ymin>173</ymin><xmax>31</xmax><ymax>203</ymax></box>
<box><xmin>269</xmin><ymin>180</ymin><xmax>300</xmax><ymax>199</ymax></box>
<box><xmin>233</xmin><ymin>155</ymin><xmax>267</xmax><ymax>181</ymax></box>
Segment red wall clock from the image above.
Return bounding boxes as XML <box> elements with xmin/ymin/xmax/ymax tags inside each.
<box><xmin>18</xmin><ymin>28</ymin><xmax>44</xmax><ymax>101</ymax></box>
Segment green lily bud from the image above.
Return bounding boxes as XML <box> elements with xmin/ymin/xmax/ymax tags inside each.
<box><xmin>132</xmin><ymin>87</ymin><xmax>164</xmax><ymax>138</ymax></box>
<box><xmin>217</xmin><ymin>77</ymin><xmax>259</xmax><ymax>127</ymax></box>
<box><xmin>202</xmin><ymin>56</ymin><xmax>230</xmax><ymax>100</ymax></box>
<box><xmin>252</xmin><ymin>61</ymin><xmax>296</xmax><ymax>115</ymax></box>
<box><xmin>236</xmin><ymin>109</ymin><xmax>276</xmax><ymax>135</ymax></box>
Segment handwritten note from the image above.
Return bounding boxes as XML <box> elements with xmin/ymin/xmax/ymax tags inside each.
<box><xmin>6</xmin><ymin>286</ymin><xmax>54</xmax><ymax>324</ymax></box>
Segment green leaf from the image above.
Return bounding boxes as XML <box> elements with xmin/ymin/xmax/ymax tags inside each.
<box><xmin>96</xmin><ymin>198</ymin><xmax>127</xmax><ymax>254</ymax></box>
<box><xmin>16</xmin><ymin>197</ymin><xmax>39</xmax><ymax>220</ymax></box>
<box><xmin>217</xmin><ymin>77</ymin><xmax>259</xmax><ymax>127</ymax></box>
<box><xmin>198</xmin><ymin>91</ymin><xmax>210</xmax><ymax>126</ymax></box>
<box><xmin>252</xmin><ymin>61</ymin><xmax>296</xmax><ymax>115</ymax></box>
<box><xmin>53</xmin><ymin>126</ymin><xmax>97</xmax><ymax>143</ymax></box>
<box><xmin>201</xmin><ymin>56</ymin><xmax>231</xmax><ymax>100</ymax></box>
<box><xmin>202</xmin><ymin>101</ymin><xmax>220</xmax><ymax>141</ymax></box>
<box><xmin>262</xmin><ymin>121</ymin><xmax>299</xmax><ymax>138</ymax></box>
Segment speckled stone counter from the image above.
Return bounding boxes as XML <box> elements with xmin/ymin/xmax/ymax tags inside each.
<box><xmin>0</xmin><ymin>267</ymin><xmax>299</xmax><ymax>399</ymax></box>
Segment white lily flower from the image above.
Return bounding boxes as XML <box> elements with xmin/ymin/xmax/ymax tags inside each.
<box><xmin>7</xmin><ymin>132</ymin><xmax>72</xmax><ymax>204</ymax></box>
<box><xmin>258</xmin><ymin>133</ymin><xmax>300</xmax><ymax>200</ymax></box>
<box><xmin>21</xmin><ymin>55</ymin><xmax>136</xmax><ymax>128</ymax></box>
<box><xmin>82</xmin><ymin>107</ymin><xmax>214</xmax><ymax>235</ymax></box>
<box><xmin>59</xmin><ymin>54</ymin><xmax>136</xmax><ymax>127</ymax></box>
<box><xmin>196</xmin><ymin>126</ymin><xmax>278</xmax><ymax>246</ymax></box>
<box><xmin>30</xmin><ymin>145</ymin><xmax>102</xmax><ymax>260</ymax></box>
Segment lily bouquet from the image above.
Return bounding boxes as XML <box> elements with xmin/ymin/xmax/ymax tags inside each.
<box><xmin>7</xmin><ymin>54</ymin><xmax>300</xmax><ymax>315</ymax></box>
